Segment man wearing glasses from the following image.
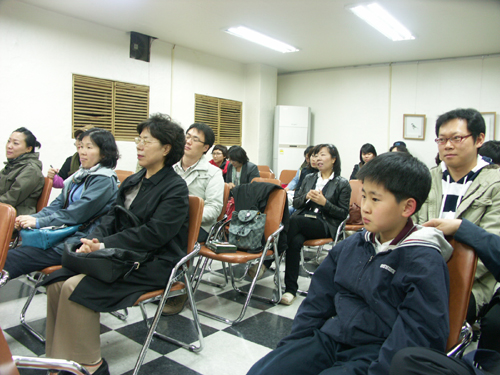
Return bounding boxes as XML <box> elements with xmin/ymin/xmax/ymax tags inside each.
<box><xmin>165</xmin><ymin>122</ymin><xmax>224</xmax><ymax>315</ymax></box>
<box><xmin>415</xmin><ymin>108</ymin><xmax>500</xmax><ymax>355</ymax></box>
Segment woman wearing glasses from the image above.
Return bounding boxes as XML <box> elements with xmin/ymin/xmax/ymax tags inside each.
<box><xmin>210</xmin><ymin>144</ymin><xmax>229</xmax><ymax>177</ymax></box>
<box><xmin>6</xmin><ymin>128</ymin><xmax>119</xmax><ymax>280</ymax></box>
<box><xmin>225</xmin><ymin>145</ymin><xmax>260</xmax><ymax>189</ymax></box>
<box><xmin>41</xmin><ymin>114</ymin><xmax>188</xmax><ymax>375</ymax></box>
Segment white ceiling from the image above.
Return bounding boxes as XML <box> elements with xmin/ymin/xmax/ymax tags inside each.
<box><xmin>16</xmin><ymin>0</ymin><xmax>500</xmax><ymax>74</ymax></box>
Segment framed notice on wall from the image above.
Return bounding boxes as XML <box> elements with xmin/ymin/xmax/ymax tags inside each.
<box><xmin>481</xmin><ymin>112</ymin><xmax>496</xmax><ymax>141</ymax></box>
<box><xmin>403</xmin><ymin>114</ymin><xmax>426</xmax><ymax>140</ymax></box>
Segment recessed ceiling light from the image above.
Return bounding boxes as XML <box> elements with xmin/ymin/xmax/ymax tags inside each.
<box><xmin>348</xmin><ymin>2</ymin><xmax>415</xmax><ymax>41</ymax></box>
<box><xmin>224</xmin><ymin>26</ymin><xmax>299</xmax><ymax>53</ymax></box>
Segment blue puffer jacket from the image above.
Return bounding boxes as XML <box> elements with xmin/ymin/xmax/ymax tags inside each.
<box><xmin>279</xmin><ymin>221</ymin><xmax>452</xmax><ymax>375</ymax></box>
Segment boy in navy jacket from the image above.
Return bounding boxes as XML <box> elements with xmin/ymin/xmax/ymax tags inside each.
<box><xmin>248</xmin><ymin>152</ymin><xmax>452</xmax><ymax>375</ymax></box>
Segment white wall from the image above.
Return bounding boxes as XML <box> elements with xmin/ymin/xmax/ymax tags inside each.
<box><xmin>278</xmin><ymin>56</ymin><xmax>500</xmax><ymax>178</ymax></box>
<box><xmin>0</xmin><ymin>0</ymin><xmax>277</xmax><ymax>183</ymax></box>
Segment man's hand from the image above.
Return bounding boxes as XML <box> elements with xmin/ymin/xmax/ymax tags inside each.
<box><xmin>423</xmin><ymin>218</ymin><xmax>462</xmax><ymax>236</ymax></box>
<box><xmin>77</xmin><ymin>238</ymin><xmax>101</xmax><ymax>253</ymax></box>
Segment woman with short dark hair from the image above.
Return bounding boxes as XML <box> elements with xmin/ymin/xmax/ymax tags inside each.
<box><xmin>350</xmin><ymin>143</ymin><xmax>377</xmax><ymax>180</ymax></box>
<box><xmin>0</xmin><ymin>127</ymin><xmax>44</xmax><ymax>215</ymax></box>
<box><xmin>225</xmin><ymin>145</ymin><xmax>260</xmax><ymax>189</ymax></box>
<box><xmin>210</xmin><ymin>144</ymin><xmax>229</xmax><ymax>176</ymax></box>
<box><xmin>41</xmin><ymin>114</ymin><xmax>189</xmax><ymax>375</ymax></box>
<box><xmin>5</xmin><ymin>128</ymin><xmax>119</xmax><ymax>280</ymax></box>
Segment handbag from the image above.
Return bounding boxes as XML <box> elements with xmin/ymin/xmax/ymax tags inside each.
<box><xmin>228</xmin><ymin>210</ymin><xmax>266</xmax><ymax>252</ymax></box>
<box><xmin>348</xmin><ymin>203</ymin><xmax>363</xmax><ymax>225</ymax></box>
<box><xmin>20</xmin><ymin>225</ymin><xmax>80</xmax><ymax>250</ymax></box>
<box><xmin>62</xmin><ymin>243</ymin><xmax>151</xmax><ymax>283</ymax></box>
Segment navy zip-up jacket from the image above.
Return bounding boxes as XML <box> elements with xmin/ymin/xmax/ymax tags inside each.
<box><xmin>279</xmin><ymin>221</ymin><xmax>452</xmax><ymax>375</ymax></box>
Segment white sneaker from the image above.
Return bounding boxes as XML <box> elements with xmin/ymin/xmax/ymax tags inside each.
<box><xmin>280</xmin><ymin>292</ymin><xmax>296</xmax><ymax>306</ymax></box>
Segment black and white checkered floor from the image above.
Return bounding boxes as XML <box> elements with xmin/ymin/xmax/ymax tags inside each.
<box><xmin>1</xmin><ymin>256</ymin><xmax>319</xmax><ymax>375</ymax></box>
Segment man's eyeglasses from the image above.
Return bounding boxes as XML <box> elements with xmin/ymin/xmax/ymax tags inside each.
<box><xmin>434</xmin><ymin>134</ymin><xmax>473</xmax><ymax>145</ymax></box>
<box><xmin>186</xmin><ymin>134</ymin><xmax>205</xmax><ymax>144</ymax></box>
<box><xmin>134</xmin><ymin>137</ymin><xmax>159</xmax><ymax>146</ymax></box>
<box><xmin>212</xmin><ymin>151</ymin><xmax>223</xmax><ymax>156</ymax></box>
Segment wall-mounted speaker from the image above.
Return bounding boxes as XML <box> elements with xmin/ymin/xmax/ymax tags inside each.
<box><xmin>130</xmin><ymin>31</ymin><xmax>153</xmax><ymax>62</ymax></box>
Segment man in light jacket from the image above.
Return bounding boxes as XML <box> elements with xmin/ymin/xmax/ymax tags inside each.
<box><xmin>164</xmin><ymin>122</ymin><xmax>224</xmax><ymax>315</ymax></box>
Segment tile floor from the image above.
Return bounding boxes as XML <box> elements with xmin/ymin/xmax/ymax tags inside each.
<box><xmin>1</xmin><ymin>255</ymin><xmax>319</xmax><ymax>375</ymax></box>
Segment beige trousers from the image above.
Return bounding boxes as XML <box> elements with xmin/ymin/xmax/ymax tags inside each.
<box><xmin>45</xmin><ymin>274</ymin><xmax>101</xmax><ymax>365</ymax></box>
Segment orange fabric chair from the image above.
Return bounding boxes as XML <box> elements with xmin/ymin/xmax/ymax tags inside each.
<box><xmin>0</xmin><ymin>203</ymin><xmax>16</xmax><ymax>287</ymax></box>
<box><xmin>114</xmin><ymin>170</ymin><xmax>134</xmax><ymax>185</ymax></box>
<box><xmin>257</xmin><ymin>165</ymin><xmax>271</xmax><ymax>173</ymax></box>
<box><xmin>193</xmin><ymin>189</ymin><xmax>287</xmax><ymax>325</ymax></box>
<box><xmin>279</xmin><ymin>169</ymin><xmax>297</xmax><ymax>185</ymax></box>
<box><xmin>36</xmin><ymin>177</ymin><xmax>53</xmax><ymax>212</ymax></box>
<box><xmin>251</xmin><ymin>177</ymin><xmax>281</xmax><ymax>186</ymax></box>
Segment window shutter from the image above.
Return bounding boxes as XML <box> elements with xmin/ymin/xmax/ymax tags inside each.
<box><xmin>194</xmin><ymin>94</ymin><xmax>242</xmax><ymax>146</ymax></box>
<box><xmin>72</xmin><ymin>74</ymin><xmax>149</xmax><ymax>141</ymax></box>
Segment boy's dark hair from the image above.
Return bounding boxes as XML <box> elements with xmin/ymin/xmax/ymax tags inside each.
<box><xmin>13</xmin><ymin>127</ymin><xmax>41</xmax><ymax>153</ymax></box>
<box><xmin>212</xmin><ymin>144</ymin><xmax>228</xmax><ymax>158</ymax></box>
<box><xmin>228</xmin><ymin>146</ymin><xmax>249</xmax><ymax>164</ymax></box>
<box><xmin>187</xmin><ymin>122</ymin><xmax>215</xmax><ymax>152</ymax></box>
<box><xmin>137</xmin><ymin>113</ymin><xmax>185</xmax><ymax>167</ymax></box>
<box><xmin>435</xmin><ymin>108</ymin><xmax>485</xmax><ymax>144</ymax></box>
<box><xmin>81</xmin><ymin>128</ymin><xmax>120</xmax><ymax>169</ymax></box>
<box><xmin>359</xmin><ymin>143</ymin><xmax>377</xmax><ymax>165</ymax></box>
<box><xmin>316</xmin><ymin>143</ymin><xmax>342</xmax><ymax>176</ymax></box>
<box><xmin>356</xmin><ymin>152</ymin><xmax>431</xmax><ymax>213</ymax></box>
<box><xmin>479</xmin><ymin>140</ymin><xmax>500</xmax><ymax>164</ymax></box>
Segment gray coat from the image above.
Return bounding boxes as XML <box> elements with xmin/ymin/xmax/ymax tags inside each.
<box><xmin>0</xmin><ymin>152</ymin><xmax>44</xmax><ymax>215</ymax></box>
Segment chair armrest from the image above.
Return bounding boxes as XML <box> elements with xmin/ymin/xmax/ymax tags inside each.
<box><xmin>13</xmin><ymin>355</ymin><xmax>90</xmax><ymax>374</ymax></box>
<box><xmin>0</xmin><ymin>270</ymin><xmax>9</xmax><ymax>288</ymax></box>
<box><xmin>447</xmin><ymin>322</ymin><xmax>473</xmax><ymax>358</ymax></box>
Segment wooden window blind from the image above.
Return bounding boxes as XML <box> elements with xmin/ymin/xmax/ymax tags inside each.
<box><xmin>72</xmin><ymin>74</ymin><xmax>149</xmax><ymax>141</ymax></box>
<box><xmin>194</xmin><ymin>94</ymin><xmax>242</xmax><ymax>146</ymax></box>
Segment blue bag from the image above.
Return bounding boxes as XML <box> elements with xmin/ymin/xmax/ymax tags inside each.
<box><xmin>20</xmin><ymin>225</ymin><xmax>80</xmax><ymax>250</ymax></box>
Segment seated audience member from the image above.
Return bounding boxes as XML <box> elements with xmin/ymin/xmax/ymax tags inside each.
<box><xmin>47</xmin><ymin>129</ymin><xmax>84</xmax><ymax>188</ymax></box>
<box><xmin>479</xmin><ymin>140</ymin><xmax>500</xmax><ymax>164</ymax></box>
<box><xmin>295</xmin><ymin>144</ymin><xmax>319</xmax><ymax>192</ymax></box>
<box><xmin>414</xmin><ymin>108</ymin><xmax>500</xmax><ymax>330</ymax></box>
<box><xmin>166</xmin><ymin>123</ymin><xmax>224</xmax><ymax>315</ymax></box>
<box><xmin>40</xmin><ymin>114</ymin><xmax>188</xmax><ymax>375</ymax></box>
<box><xmin>5</xmin><ymin>128</ymin><xmax>119</xmax><ymax>280</ymax></box>
<box><xmin>350</xmin><ymin>143</ymin><xmax>377</xmax><ymax>180</ymax></box>
<box><xmin>389</xmin><ymin>140</ymin><xmax>410</xmax><ymax>153</ymax></box>
<box><xmin>247</xmin><ymin>152</ymin><xmax>452</xmax><ymax>375</ymax></box>
<box><xmin>0</xmin><ymin>127</ymin><xmax>44</xmax><ymax>215</ymax></box>
<box><xmin>280</xmin><ymin>144</ymin><xmax>351</xmax><ymax>306</ymax></box>
<box><xmin>286</xmin><ymin>145</ymin><xmax>314</xmax><ymax>192</ymax></box>
<box><xmin>225</xmin><ymin>145</ymin><xmax>260</xmax><ymax>189</ymax></box>
<box><xmin>209</xmin><ymin>144</ymin><xmax>229</xmax><ymax>177</ymax></box>
<box><xmin>390</xmin><ymin>218</ymin><xmax>500</xmax><ymax>375</ymax></box>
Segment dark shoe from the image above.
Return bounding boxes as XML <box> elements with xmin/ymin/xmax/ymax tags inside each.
<box><xmin>93</xmin><ymin>358</ymin><xmax>110</xmax><ymax>375</ymax></box>
<box><xmin>161</xmin><ymin>294</ymin><xmax>188</xmax><ymax>316</ymax></box>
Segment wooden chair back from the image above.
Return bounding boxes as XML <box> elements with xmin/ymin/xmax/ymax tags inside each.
<box><xmin>446</xmin><ymin>239</ymin><xmax>477</xmax><ymax>351</ymax></box>
<box><xmin>0</xmin><ymin>204</ymin><xmax>16</xmax><ymax>271</ymax></box>
<box><xmin>218</xmin><ymin>183</ymin><xmax>231</xmax><ymax>221</ymax></box>
<box><xmin>279</xmin><ymin>169</ymin><xmax>297</xmax><ymax>185</ymax></box>
<box><xmin>257</xmin><ymin>165</ymin><xmax>271</xmax><ymax>173</ymax></box>
<box><xmin>115</xmin><ymin>170</ymin><xmax>134</xmax><ymax>184</ymax></box>
<box><xmin>36</xmin><ymin>177</ymin><xmax>53</xmax><ymax>212</ymax></box>
<box><xmin>259</xmin><ymin>171</ymin><xmax>272</xmax><ymax>179</ymax></box>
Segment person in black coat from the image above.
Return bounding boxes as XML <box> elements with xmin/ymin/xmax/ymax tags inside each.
<box><xmin>42</xmin><ymin>114</ymin><xmax>188</xmax><ymax>375</ymax></box>
<box><xmin>281</xmin><ymin>143</ymin><xmax>351</xmax><ymax>305</ymax></box>
<box><xmin>225</xmin><ymin>145</ymin><xmax>260</xmax><ymax>189</ymax></box>
<box><xmin>349</xmin><ymin>143</ymin><xmax>377</xmax><ymax>180</ymax></box>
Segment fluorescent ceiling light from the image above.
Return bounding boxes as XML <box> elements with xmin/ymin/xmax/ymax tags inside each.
<box><xmin>348</xmin><ymin>3</ymin><xmax>415</xmax><ymax>41</ymax></box>
<box><xmin>224</xmin><ymin>26</ymin><xmax>299</xmax><ymax>53</ymax></box>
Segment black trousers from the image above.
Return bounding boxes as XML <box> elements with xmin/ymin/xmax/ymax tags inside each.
<box><xmin>389</xmin><ymin>347</ymin><xmax>475</xmax><ymax>375</ymax></box>
<box><xmin>468</xmin><ymin>292</ymin><xmax>500</xmax><ymax>353</ymax></box>
<box><xmin>282</xmin><ymin>215</ymin><xmax>330</xmax><ymax>295</ymax></box>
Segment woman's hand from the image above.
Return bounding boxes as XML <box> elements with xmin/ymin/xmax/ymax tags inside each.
<box><xmin>16</xmin><ymin>215</ymin><xmax>37</xmax><ymax>229</ymax></box>
<box><xmin>306</xmin><ymin>190</ymin><xmax>327</xmax><ymax>206</ymax></box>
<box><xmin>47</xmin><ymin>167</ymin><xmax>59</xmax><ymax>180</ymax></box>
<box><xmin>77</xmin><ymin>238</ymin><xmax>101</xmax><ymax>253</ymax></box>
<box><xmin>227</xmin><ymin>182</ymin><xmax>236</xmax><ymax>190</ymax></box>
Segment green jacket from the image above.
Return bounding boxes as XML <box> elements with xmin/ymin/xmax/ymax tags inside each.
<box><xmin>415</xmin><ymin>164</ymin><xmax>500</xmax><ymax>310</ymax></box>
<box><xmin>0</xmin><ymin>152</ymin><xmax>45</xmax><ymax>215</ymax></box>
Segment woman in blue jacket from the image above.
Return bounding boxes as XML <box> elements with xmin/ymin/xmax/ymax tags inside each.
<box><xmin>5</xmin><ymin>128</ymin><xmax>119</xmax><ymax>280</ymax></box>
